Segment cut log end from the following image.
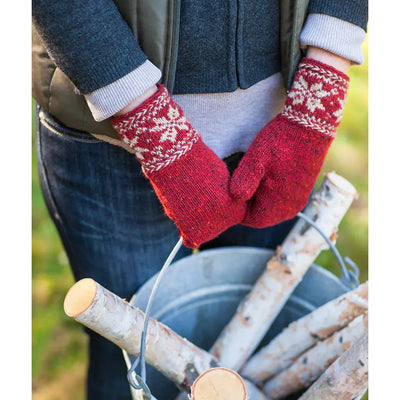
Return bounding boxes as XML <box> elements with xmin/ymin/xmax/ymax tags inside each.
<box><xmin>190</xmin><ymin>368</ymin><xmax>247</xmax><ymax>400</ymax></box>
<box><xmin>325</xmin><ymin>172</ymin><xmax>357</xmax><ymax>196</ymax></box>
<box><xmin>64</xmin><ymin>278</ymin><xmax>97</xmax><ymax>317</ymax></box>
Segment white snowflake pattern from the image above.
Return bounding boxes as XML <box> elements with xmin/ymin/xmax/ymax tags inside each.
<box><xmin>332</xmin><ymin>95</ymin><xmax>347</xmax><ymax>122</ymax></box>
<box><xmin>288</xmin><ymin>75</ymin><xmax>338</xmax><ymax>114</ymax></box>
<box><xmin>287</xmin><ymin>75</ymin><xmax>308</xmax><ymax>106</ymax></box>
<box><xmin>150</xmin><ymin>105</ymin><xmax>190</xmax><ymax>143</ymax></box>
<box><xmin>125</xmin><ymin>136</ymin><xmax>149</xmax><ymax>160</ymax></box>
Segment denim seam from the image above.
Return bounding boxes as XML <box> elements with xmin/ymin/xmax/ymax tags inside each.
<box><xmin>36</xmin><ymin>114</ymin><xmax>75</xmax><ymax>257</ymax></box>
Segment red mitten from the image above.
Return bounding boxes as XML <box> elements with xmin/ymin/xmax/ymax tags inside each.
<box><xmin>230</xmin><ymin>58</ymin><xmax>349</xmax><ymax>227</ymax></box>
<box><xmin>111</xmin><ymin>85</ymin><xmax>246</xmax><ymax>248</ymax></box>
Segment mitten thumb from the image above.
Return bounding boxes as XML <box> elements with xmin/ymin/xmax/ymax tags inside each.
<box><xmin>229</xmin><ymin>155</ymin><xmax>265</xmax><ymax>201</ymax></box>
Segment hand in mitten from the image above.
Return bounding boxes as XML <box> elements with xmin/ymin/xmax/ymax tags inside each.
<box><xmin>230</xmin><ymin>58</ymin><xmax>349</xmax><ymax>227</ymax></box>
<box><xmin>111</xmin><ymin>85</ymin><xmax>246</xmax><ymax>248</ymax></box>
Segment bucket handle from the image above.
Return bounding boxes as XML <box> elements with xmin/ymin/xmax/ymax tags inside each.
<box><xmin>296</xmin><ymin>212</ymin><xmax>360</xmax><ymax>289</ymax></box>
<box><xmin>126</xmin><ymin>237</ymin><xmax>184</xmax><ymax>399</ymax></box>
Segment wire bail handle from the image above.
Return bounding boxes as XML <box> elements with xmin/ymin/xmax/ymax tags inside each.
<box><xmin>126</xmin><ymin>237</ymin><xmax>184</xmax><ymax>400</ymax></box>
<box><xmin>296</xmin><ymin>212</ymin><xmax>360</xmax><ymax>289</ymax></box>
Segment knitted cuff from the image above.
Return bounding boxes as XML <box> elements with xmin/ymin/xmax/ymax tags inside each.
<box><xmin>300</xmin><ymin>13</ymin><xmax>366</xmax><ymax>64</ymax></box>
<box><xmin>85</xmin><ymin>60</ymin><xmax>162</xmax><ymax>122</ymax></box>
<box><xmin>111</xmin><ymin>85</ymin><xmax>200</xmax><ymax>174</ymax></box>
<box><xmin>281</xmin><ymin>58</ymin><xmax>350</xmax><ymax>137</ymax></box>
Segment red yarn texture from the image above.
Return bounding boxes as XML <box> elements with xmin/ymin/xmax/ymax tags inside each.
<box><xmin>230</xmin><ymin>58</ymin><xmax>350</xmax><ymax>228</ymax></box>
<box><xmin>111</xmin><ymin>85</ymin><xmax>246</xmax><ymax>248</ymax></box>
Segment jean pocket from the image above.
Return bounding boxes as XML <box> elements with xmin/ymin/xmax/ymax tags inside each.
<box><xmin>37</xmin><ymin>107</ymin><xmax>102</xmax><ymax>144</ymax></box>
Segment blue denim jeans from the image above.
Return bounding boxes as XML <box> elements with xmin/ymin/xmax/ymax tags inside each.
<box><xmin>35</xmin><ymin>105</ymin><xmax>297</xmax><ymax>399</ymax></box>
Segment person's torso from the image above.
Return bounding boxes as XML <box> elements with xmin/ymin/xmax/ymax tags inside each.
<box><xmin>32</xmin><ymin>0</ymin><xmax>283</xmax><ymax>143</ymax></box>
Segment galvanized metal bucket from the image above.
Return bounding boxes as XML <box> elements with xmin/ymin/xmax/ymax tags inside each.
<box><xmin>131</xmin><ymin>246</ymin><xmax>355</xmax><ymax>400</ymax></box>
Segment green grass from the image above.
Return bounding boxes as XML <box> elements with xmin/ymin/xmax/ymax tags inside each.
<box><xmin>314</xmin><ymin>39</ymin><xmax>368</xmax><ymax>285</ymax></box>
<box><xmin>32</xmin><ymin>41</ymin><xmax>368</xmax><ymax>399</ymax></box>
<box><xmin>32</xmin><ymin>104</ymin><xmax>88</xmax><ymax>399</ymax></box>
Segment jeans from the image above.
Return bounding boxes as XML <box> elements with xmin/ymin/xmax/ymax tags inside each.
<box><xmin>35</xmin><ymin>105</ymin><xmax>297</xmax><ymax>399</ymax></box>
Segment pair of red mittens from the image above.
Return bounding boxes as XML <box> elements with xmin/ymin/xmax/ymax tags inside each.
<box><xmin>111</xmin><ymin>58</ymin><xmax>349</xmax><ymax>247</ymax></box>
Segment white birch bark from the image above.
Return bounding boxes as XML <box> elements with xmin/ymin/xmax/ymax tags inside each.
<box><xmin>262</xmin><ymin>313</ymin><xmax>368</xmax><ymax>399</ymax></box>
<box><xmin>297</xmin><ymin>332</ymin><xmax>368</xmax><ymax>400</ymax></box>
<box><xmin>211</xmin><ymin>172</ymin><xmax>358</xmax><ymax>371</ymax></box>
<box><xmin>243</xmin><ymin>380</ymin><xmax>270</xmax><ymax>400</ymax></box>
<box><xmin>64</xmin><ymin>278</ymin><xmax>267</xmax><ymax>399</ymax></box>
<box><xmin>64</xmin><ymin>278</ymin><xmax>218</xmax><ymax>392</ymax></box>
<box><xmin>241</xmin><ymin>282</ymin><xmax>368</xmax><ymax>382</ymax></box>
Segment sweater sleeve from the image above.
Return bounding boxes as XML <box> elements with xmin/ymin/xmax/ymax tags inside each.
<box><xmin>307</xmin><ymin>0</ymin><xmax>368</xmax><ymax>31</ymax></box>
<box><xmin>32</xmin><ymin>0</ymin><xmax>157</xmax><ymax>95</ymax></box>
<box><xmin>84</xmin><ymin>60</ymin><xmax>162</xmax><ymax>121</ymax></box>
<box><xmin>300</xmin><ymin>1</ymin><xmax>368</xmax><ymax>64</ymax></box>
<box><xmin>299</xmin><ymin>14</ymin><xmax>366</xmax><ymax>64</ymax></box>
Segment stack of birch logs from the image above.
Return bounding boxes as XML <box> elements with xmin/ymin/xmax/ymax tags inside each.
<box><xmin>64</xmin><ymin>172</ymin><xmax>368</xmax><ymax>400</ymax></box>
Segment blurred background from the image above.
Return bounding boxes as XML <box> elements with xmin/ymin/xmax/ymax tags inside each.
<box><xmin>32</xmin><ymin>40</ymin><xmax>368</xmax><ymax>400</ymax></box>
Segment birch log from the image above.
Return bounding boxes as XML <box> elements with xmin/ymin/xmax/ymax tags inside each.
<box><xmin>190</xmin><ymin>368</ymin><xmax>247</xmax><ymax>400</ymax></box>
<box><xmin>211</xmin><ymin>172</ymin><xmax>358</xmax><ymax>371</ymax></box>
<box><xmin>298</xmin><ymin>332</ymin><xmax>368</xmax><ymax>400</ymax></box>
<box><xmin>241</xmin><ymin>282</ymin><xmax>368</xmax><ymax>382</ymax></box>
<box><xmin>262</xmin><ymin>313</ymin><xmax>368</xmax><ymax>399</ymax></box>
<box><xmin>176</xmin><ymin>378</ymin><xmax>270</xmax><ymax>400</ymax></box>
<box><xmin>64</xmin><ymin>278</ymin><xmax>267</xmax><ymax>399</ymax></box>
